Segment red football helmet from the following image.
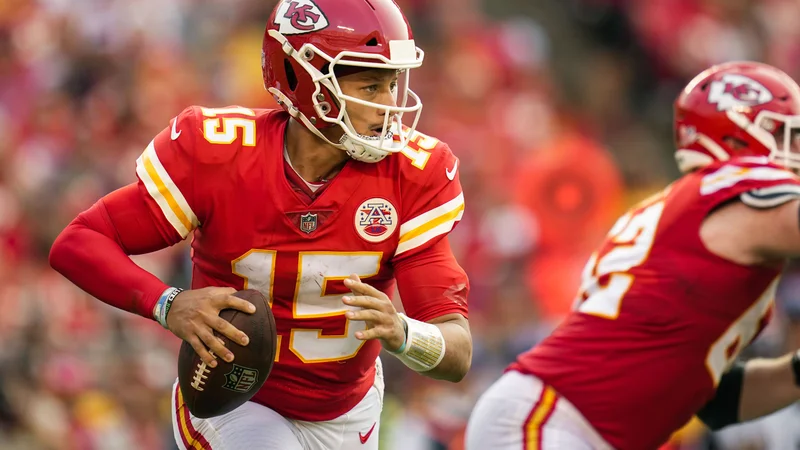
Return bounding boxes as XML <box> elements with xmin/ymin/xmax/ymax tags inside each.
<box><xmin>262</xmin><ymin>0</ymin><xmax>424</xmax><ymax>163</ymax></box>
<box><xmin>674</xmin><ymin>61</ymin><xmax>800</xmax><ymax>173</ymax></box>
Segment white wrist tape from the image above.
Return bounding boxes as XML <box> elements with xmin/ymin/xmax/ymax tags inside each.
<box><xmin>393</xmin><ymin>313</ymin><xmax>446</xmax><ymax>372</ymax></box>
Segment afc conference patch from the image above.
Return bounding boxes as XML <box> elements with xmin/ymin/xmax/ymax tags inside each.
<box><xmin>223</xmin><ymin>364</ymin><xmax>259</xmax><ymax>393</ymax></box>
<box><xmin>355</xmin><ymin>198</ymin><xmax>398</xmax><ymax>243</ymax></box>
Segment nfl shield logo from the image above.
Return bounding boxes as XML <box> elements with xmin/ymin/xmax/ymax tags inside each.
<box><xmin>222</xmin><ymin>364</ymin><xmax>259</xmax><ymax>393</ymax></box>
<box><xmin>300</xmin><ymin>212</ymin><xmax>318</xmax><ymax>234</ymax></box>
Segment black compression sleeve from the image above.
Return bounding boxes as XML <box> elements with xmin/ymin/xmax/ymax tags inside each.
<box><xmin>696</xmin><ymin>362</ymin><xmax>745</xmax><ymax>431</ymax></box>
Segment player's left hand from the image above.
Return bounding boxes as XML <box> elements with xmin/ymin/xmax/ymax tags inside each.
<box><xmin>342</xmin><ymin>274</ymin><xmax>406</xmax><ymax>352</ymax></box>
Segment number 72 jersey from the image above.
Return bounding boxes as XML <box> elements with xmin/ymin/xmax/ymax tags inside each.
<box><xmin>135</xmin><ymin>106</ymin><xmax>469</xmax><ymax>421</ymax></box>
<box><xmin>510</xmin><ymin>159</ymin><xmax>800</xmax><ymax>450</ymax></box>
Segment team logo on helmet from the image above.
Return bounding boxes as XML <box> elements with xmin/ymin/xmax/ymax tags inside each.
<box><xmin>274</xmin><ymin>0</ymin><xmax>329</xmax><ymax>35</ymax></box>
<box><xmin>707</xmin><ymin>74</ymin><xmax>773</xmax><ymax>112</ymax></box>
<box><xmin>355</xmin><ymin>198</ymin><xmax>398</xmax><ymax>243</ymax></box>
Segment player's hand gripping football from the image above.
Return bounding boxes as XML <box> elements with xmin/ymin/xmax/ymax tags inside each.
<box><xmin>342</xmin><ymin>274</ymin><xmax>405</xmax><ymax>352</ymax></box>
<box><xmin>166</xmin><ymin>287</ymin><xmax>255</xmax><ymax>368</ymax></box>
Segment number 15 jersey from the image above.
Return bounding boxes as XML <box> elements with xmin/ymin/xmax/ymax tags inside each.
<box><xmin>135</xmin><ymin>106</ymin><xmax>469</xmax><ymax>421</ymax></box>
<box><xmin>511</xmin><ymin>159</ymin><xmax>800</xmax><ymax>450</ymax></box>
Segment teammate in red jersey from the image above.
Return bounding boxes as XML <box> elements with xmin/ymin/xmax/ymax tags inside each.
<box><xmin>465</xmin><ymin>61</ymin><xmax>800</xmax><ymax>450</ymax></box>
<box><xmin>49</xmin><ymin>0</ymin><xmax>472</xmax><ymax>448</ymax></box>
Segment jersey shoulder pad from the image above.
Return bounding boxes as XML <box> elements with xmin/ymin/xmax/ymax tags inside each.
<box><xmin>393</xmin><ymin>130</ymin><xmax>458</xmax><ymax>185</ymax></box>
<box><xmin>135</xmin><ymin>106</ymin><xmax>202</xmax><ymax>239</ymax></box>
<box><xmin>136</xmin><ymin>106</ymin><xmax>277</xmax><ymax>239</ymax></box>
<box><xmin>179</xmin><ymin>105</ymin><xmax>271</xmax><ymax>165</ymax></box>
<box><xmin>698</xmin><ymin>161</ymin><xmax>799</xmax><ymax>197</ymax></box>
<box><xmin>740</xmin><ymin>184</ymin><xmax>800</xmax><ymax>209</ymax></box>
<box><xmin>394</xmin><ymin>132</ymin><xmax>464</xmax><ymax>257</ymax></box>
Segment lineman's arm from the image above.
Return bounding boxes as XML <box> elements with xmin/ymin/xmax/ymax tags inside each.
<box><xmin>697</xmin><ymin>351</ymin><xmax>800</xmax><ymax>429</ymax></box>
<box><xmin>702</xmin><ymin>196</ymin><xmax>800</xmax><ymax>264</ymax></box>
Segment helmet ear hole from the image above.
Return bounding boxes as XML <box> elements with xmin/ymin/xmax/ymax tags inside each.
<box><xmin>322</xmin><ymin>86</ymin><xmax>341</xmax><ymax>111</ymax></box>
<box><xmin>284</xmin><ymin>59</ymin><xmax>298</xmax><ymax>92</ymax></box>
<box><xmin>723</xmin><ymin>136</ymin><xmax>749</xmax><ymax>150</ymax></box>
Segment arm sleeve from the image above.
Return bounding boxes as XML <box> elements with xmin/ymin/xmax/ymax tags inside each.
<box><xmin>50</xmin><ymin>106</ymin><xmax>212</xmax><ymax>318</ymax></box>
<box><xmin>394</xmin><ymin>142</ymin><xmax>465</xmax><ymax>260</ymax></box>
<box><xmin>49</xmin><ymin>183</ymin><xmax>176</xmax><ymax>319</ymax></box>
<box><xmin>696</xmin><ymin>362</ymin><xmax>745</xmax><ymax>431</ymax></box>
<box><xmin>393</xmin><ymin>237</ymin><xmax>469</xmax><ymax>323</ymax></box>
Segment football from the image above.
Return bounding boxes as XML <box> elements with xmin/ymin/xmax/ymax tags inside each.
<box><xmin>177</xmin><ymin>289</ymin><xmax>277</xmax><ymax>419</ymax></box>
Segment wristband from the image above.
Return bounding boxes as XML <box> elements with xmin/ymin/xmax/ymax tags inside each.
<box><xmin>389</xmin><ymin>316</ymin><xmax>409</xmax><ymax>354</ymax></box>
<box><xmin>153</xmin><ymin>287</ymin><xmax>184</xmax><ymax>329</ymax></box>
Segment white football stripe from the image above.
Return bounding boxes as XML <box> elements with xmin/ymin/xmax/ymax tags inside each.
<box><xmin>395</xmin><ymin>210</ymin><xmax>464</xmax><ymax>256</ymax></box>
<box><xmin>135</xmin><ymin>140</ymin><xmax>198</xmax><ymax>238</ymax></box>
<box><xmin>399</xmin><ymin>192</ymin><xmax>464</xmax><ymax>238</ymax></box>
<box><xmin>700</xmin><ymin>165</ymin><xmax>796</xmax><ymax>195</ymax></box>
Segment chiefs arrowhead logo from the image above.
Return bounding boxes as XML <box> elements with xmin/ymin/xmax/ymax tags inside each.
<box><xmin>274</xmin><ymin>0</ymin><xmax>329</xmax><ymax>35</ymax></box>
<box><xmin>707</xmin><ymin>74</ymin><xmax>773</xmax><ymax>112</ymax></box>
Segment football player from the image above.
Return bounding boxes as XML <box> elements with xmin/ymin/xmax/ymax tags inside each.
<box><xmin>49</xmin><ymin>0</ymin><xmax>472</xmax><ymax>449</ymax></box>
<box><xmin>465</xmin><ymin>61</ymin><xmax>800</xmax><ymax>450</ymax></box>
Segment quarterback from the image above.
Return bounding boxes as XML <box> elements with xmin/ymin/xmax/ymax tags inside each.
<box><xmin>49</xmin><ymin>0</ymin><xmax>472</xmax><ymax>449</ymax></box>
<box><xmin>466</xmin><ymin>61</ymin><xmax>800</xmax><ymax>450</ymax></box>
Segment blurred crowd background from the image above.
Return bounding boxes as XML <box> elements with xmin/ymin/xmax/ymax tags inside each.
<box><xmin>2</xmin><ymin>0</ymin><xmax>800</xmax><ymax>448</ymax></box>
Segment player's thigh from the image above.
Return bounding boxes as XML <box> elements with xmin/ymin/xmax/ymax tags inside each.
<box><xmin>293</xmin><ymin>358</ymin><xmax>385</xmax><ymax>450</ymax></box>
<box><xmin>465</xmin><ymin>371</ymin><xmax>601</xmax><ymax>450</ymax></box>
<box><xmin>171</xmin><ymin>380</ymin><xmax>303</xmax><ymax>450</ymax></box>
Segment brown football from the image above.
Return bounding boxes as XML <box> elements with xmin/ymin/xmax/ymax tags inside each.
<box><xmin>177</xmin><ymin>289</ymin><xmax>277</xmax><ymax>419</ymax></box>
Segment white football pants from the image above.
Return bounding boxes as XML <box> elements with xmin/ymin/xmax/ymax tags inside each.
<box><xmin>172</xmin><ymin>358</ymin><xmax>384</xmax><ymax>450</ymax></box>
<box><xmin>465</xmin><ymin>370</ymin><xmax>613</xmax><ymax>450</ymax></box>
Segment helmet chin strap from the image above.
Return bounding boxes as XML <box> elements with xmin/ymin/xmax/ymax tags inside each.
<box><xmin>268</xmin><ymin>87</ymin><xmax>396</xmax><ymax>163</ymax></box>
<box><xmin>338</xmin><ymin>132</ymin><xmax>394</xmax><ymax>163</ymax></box>
<box><xmin>675</xmin><ymin>149</ymin><xmax>715</xmax><ymax>174</ymax></box>
<box><xmin>269</xmin><ymin>87</ymin><xmax>346</xmax><ymax>147</ymax></box>
<box><xmin>696</xmin><ymin>134</ymin><xmax>731</xmax><ymax>161</ymax></box>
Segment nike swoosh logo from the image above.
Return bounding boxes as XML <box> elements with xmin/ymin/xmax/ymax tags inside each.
<box><xmin>171</xmin><ymin>117</ymin><xmax>181</xmax><ymax>140</ymax></box>
<box><xmin>445</xmin><ymin>159</ymin><xmax>459</xmax><ymax>181</ymax></box>
<box><xmin>359</xmin><ymin>422</ymin><xmax>376</xmax><ymax>444</ymax></box>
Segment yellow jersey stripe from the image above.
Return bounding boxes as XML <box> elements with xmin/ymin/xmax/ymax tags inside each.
<box><xmin>399</xmin><ymin>203</ymin><xmax>464</xmax><ymax>244</ymax></box>
<box><xmin>399</xmin><ymin>192</ymin><xmax>464</xmax><ymax>236</ymax></box>
<box><xmin>176</xmin><ymin>389</ymin><xmax>207</xmax><ymax>450</ymax></box>
<box><xmin>143</xmin><ymin>153</ymin><xmax>194</xmax><ymax>233</ymax></box>
<box><xmin>135</xmin><ymin>141</ymin><xmax>198</xmax><ymax>238</ymax></box>
<box><xmin>524</xmin><ymin>385</ymin><xmax>558</xmax><ymax>450</ymax></box>
<box><xmin>395</xmin><ymin>209</ymin><xmax>463</xmax><ymax>256</ymax></box>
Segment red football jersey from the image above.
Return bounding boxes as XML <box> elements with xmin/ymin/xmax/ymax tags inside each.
<box><xmin>510</xmin><ymin>158</ymin><xmax>800</xmax><ymax>450</ymax></box>
<box><xmin>135</xmin><ymin>106</ymin><xmax>468</xmax><ymax>421</ymax></box>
